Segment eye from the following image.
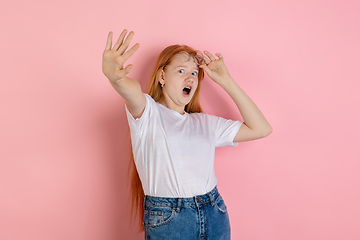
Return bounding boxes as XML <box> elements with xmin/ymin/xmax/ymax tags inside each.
<box><xmin>192</xmin><ymin>71</ymin><xmax>198</xmax><ymax>76</ymax></box>
<box><xmin>178</xmin><ymin>69</ymin><xmax>185</xmax><ymax>73</ymax></box>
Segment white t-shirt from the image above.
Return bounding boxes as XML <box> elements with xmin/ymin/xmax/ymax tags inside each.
<box><xmin>126</xmin><ymin>94</ymin><xmax>242</xmax><ymax>198</ymax></box>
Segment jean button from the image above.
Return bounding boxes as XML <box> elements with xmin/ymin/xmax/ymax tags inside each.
<box><xmin>196</xmin><ymin>197</ymin><xmax>203</xmax><ymax>203</ymax></box>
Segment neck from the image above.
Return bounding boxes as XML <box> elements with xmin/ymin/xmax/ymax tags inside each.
<box><xmin>159</xmin><ymin>99</ymin><xmax>186</xmax><ymax>115</ymax></box>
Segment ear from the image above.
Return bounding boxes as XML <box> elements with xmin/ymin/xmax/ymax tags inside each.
<box><xmin>159</xmin><ymin>70</ymin><xmax>165</xmax><ymax>85</ymax></box>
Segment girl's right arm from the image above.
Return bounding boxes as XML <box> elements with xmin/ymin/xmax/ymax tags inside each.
<box><xmin>102</xmin><ymin>30</ymin><xmax>146</xmax><ymax>119</ymax></box>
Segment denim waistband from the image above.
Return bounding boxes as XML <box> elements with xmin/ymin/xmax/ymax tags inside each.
<box><xmin>144</xmin><ymin>186</ymin><xmax>219</xmax><ymax>208</ymax></box>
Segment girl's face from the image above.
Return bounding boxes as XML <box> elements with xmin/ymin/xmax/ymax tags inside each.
<box><xmin>159</xmin><ymin>54</ymin><xmax>199</xmax><ymax>114</ymax></box>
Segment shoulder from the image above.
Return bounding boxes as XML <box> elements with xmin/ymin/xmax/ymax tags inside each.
<box><xmin>188</xmin><ymin>112</ymin><xmax>220</xmax><ymax>121</ymax></box>
<box><xmin>143</xmin><ymin>94</ymin><xmax>160</xmax><ymax>113</ymax></box>
<box><xmin>144</xmin><ymin>93</ymin><xmax>156</xmax><ymax>104</ymax></box>
<box><xmin>189</xmin><ymin>112</ymin><xmax>242</xmax><ymax>129</ymax></box>
<box><xmin>187</xmin><ymin>112</ymin><xmax>217</xmax><ymax>126</ymax></box>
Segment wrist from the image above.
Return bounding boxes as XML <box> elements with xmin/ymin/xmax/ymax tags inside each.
<box><xmin>218</xmin><ymin>76</ymin><xmax>236</xmax><ymax>89</ymax></box>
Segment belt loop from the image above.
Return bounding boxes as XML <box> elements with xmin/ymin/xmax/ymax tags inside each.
<box><xmin>209</xmin><ymin>189</ymin><xmax>215</xmax><ymax>206</ymax></box>
<box><xmin>209</xmin><ymin>192</ymin><xmax>215</xmax><ymax>206</ymax></box>
<box><xmin>176</xmin><ymin>198</ymin><xmax>182</xmax><ymax>212</ymax></box>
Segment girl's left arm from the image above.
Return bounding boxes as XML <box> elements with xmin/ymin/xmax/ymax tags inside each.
<box><xmin>200</xmin><ymin>51</ymin><xmax>272</xmax><ymax>142</ymax></box>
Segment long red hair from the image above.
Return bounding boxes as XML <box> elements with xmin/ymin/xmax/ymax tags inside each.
<box><xmin>128</xmin><ymin>45</ymin><xmax>205</xmax><ymax>231</ymax></box>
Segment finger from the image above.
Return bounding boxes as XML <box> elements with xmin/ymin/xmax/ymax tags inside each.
<box><xmin>199</xmin><ymin>51</ymin><xmax>211</xmax><ymax>65</ymax></box>
<box><xmin>203</xmin><ymin>56</ymin><xmax>211</xmax><ymax>65</ymax></box>
<box><xmin>105</xmin><ymin>32</ymin><xmax>113</xmax><ymax>50</ymax></box>
<box><xmin>195</xmin><ymin>51</ymin><xmax>209</xmax><ymax>65</ymax></box>
<box><xmin>113</xmin><ymin>29</ymin><xmax>128</xmax><ymax>50</ymax></box>
<box><xmin>118</xmin><ymin>31</ymin><xmax>135</xmax><ymax>55</ymax></box>
<box><xmin>199</xmin><ymin>64</ymin><xmax>212</xmax><ymax>76</ymax></box>
<box><xmin>216</xmin><ymin>53</ymin><xmax>223</xmax><ymax>60</ymax></box>
<box><xmin>122</xmin><ymin>43</ymin><xmax>140</xmax><ymax>61</ymax></box>
<box><xmin>204</xmin><ymin>51</ymin><xmax>216</xmax><ymax>61</ymax></box>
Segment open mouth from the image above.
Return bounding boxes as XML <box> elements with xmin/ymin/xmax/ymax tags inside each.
<box><xmin>183</xmin><ymin>86</ymin><xmax>192</xmax><ymax>96</ymax></box>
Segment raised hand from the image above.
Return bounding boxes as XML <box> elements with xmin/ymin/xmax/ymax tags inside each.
<box><xmin>199</xmin><ymin>51</ymin><xmax>232</xmax><ymax>86</ymax></box>
<box><xmin>102</xmin><ymin>30</ymin><xmax>140</xmax><ymax>82</ymax></box>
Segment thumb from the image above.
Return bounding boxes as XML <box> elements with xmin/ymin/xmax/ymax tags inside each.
<box><xmin>123</xmin><ymin>64</ymin><xmax>134</xmax><ymax>75</ymax></box>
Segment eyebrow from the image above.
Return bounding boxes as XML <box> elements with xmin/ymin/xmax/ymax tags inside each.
<box><xmin>175</xmin><ymin>65</ymin><xmax>199</xmax><ymax>70</ymax></box>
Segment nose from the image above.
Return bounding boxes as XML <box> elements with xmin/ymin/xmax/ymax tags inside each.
<box><xmin>185</xmin><ymin>74</ymin><xmax>195</xmax><ymax>82</ymax></box>
<box><xmin>185</xmin><ymin>77</ymin><xmax>194</xmax><ymax>84</ymax></box>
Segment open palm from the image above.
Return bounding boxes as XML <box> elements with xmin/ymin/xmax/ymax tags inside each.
<box><xmin>102</xmin><ymin>30</ymin><xmax>140</xmax><ymax>82</ymax></box>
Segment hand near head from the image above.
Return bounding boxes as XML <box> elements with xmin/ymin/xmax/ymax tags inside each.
<box><xmin>199</xmin><ymin>51</ymin><xmax>232</xmax><ymax>86</ymax></box>
<box><xmin>102</xmin><ymin>30</ymin><xmax>140</xmax><ymax>82</ymax></box>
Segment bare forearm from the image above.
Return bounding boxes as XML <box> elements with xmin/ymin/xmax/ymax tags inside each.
<box><xmin>220</xmin><ymin>77</ymin><xmax>272</xmax><ymax>135</ymax></box>
<box><xmin>109</xmin><ymin>77</ymin><xmax>145</xmax><ymax>119</ymax></box>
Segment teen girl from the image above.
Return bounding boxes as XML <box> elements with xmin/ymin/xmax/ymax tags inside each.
<box><xmin>102</xmin><ymin>29</ymin><xmax>272</xmax><ymax>240</ymax></box>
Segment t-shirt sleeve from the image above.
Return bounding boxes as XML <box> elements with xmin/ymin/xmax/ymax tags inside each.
<box><xmin>206</xmin><ymin>114</ymin><xmax>243</xmax><ymax>148</ymax></box>
<box><xmin>125</xmin><ymin>94</ymin><xmax>153</xmax><ymax>135</ymax></box>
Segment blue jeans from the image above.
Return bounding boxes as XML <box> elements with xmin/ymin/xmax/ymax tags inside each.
<box><xmin>143</xmin><ymin>186</ymin><xmax>231</xmax><ymax>240</ymax></box>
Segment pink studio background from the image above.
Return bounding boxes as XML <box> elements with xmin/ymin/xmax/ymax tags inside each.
<box><xmin>1</xmin><ymin>0</ymin><xmax>359</xmax><ymax>239</ymax></box>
